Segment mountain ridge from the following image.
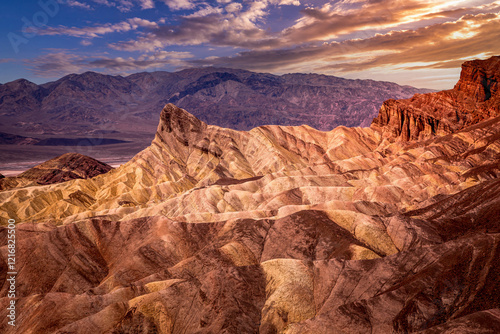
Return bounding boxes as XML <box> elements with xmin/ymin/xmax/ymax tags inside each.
<box><xmin>0</xmin><ymin>67</ymin><xmax>432</xmax><ymax>137</ymax></box>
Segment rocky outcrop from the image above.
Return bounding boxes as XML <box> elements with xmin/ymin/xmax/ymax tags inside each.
<box><xmin>372</xmin><ymin>56</ymin><xmax>500</xmax><ymax>141</ymax></box>
<box><xmin>455</xmin><ymin>57</ymin><xmax>500</xmax><ymax>101</ymax></box>
<box><xmin>0</xmin><ymin>153</ymin><xmax>112</xmax><ymax>190</ymax></box>
<box><xmin>19</xmin><ymin>152</ymin><xmax>112</xmax><ymax>183</ymax></box>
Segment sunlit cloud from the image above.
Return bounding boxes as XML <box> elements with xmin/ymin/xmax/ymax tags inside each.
<box><xmin>64</xmin><ymin>0</ymin><xmax>93</xmax><ymax>9</ymax></box>
<box><xmin>187</xmin><ymin>10</ymin><xmax>500</xmax><ymax>88</ymax></box>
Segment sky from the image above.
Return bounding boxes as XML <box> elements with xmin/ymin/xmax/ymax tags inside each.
<box><xmin>0</xmin><ymin>0</ymin><xmax>499</xmax><ymax>89</ymax></box>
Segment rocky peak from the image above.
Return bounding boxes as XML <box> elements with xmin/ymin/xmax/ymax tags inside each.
<box><xmin>18</xmin><ymin>152</ymin><xmax>112</xmax><ymax>184</ymax></box>
<box><xmin>372</xmin><ymin>56</ymin><xmax>500</xmax><ymax>141</ymax></box>
<box><xmin>155</xmin><ymin>103</ymin><xmax>209</xmax><ymax>151</ymax></box>
<box><xmin>454</xmin><ymin>56</ymin><xmax>500</xmax><ymax>101</ymax></box>
<box><xmin>0</xmin><ymin>153</ymin><xmax>112</xmax><ymax>191</ymax></box>
<box><xmin>158</xmin><ymin>103</ymin><xmax>207</xmax><ymax>135</ymax></box>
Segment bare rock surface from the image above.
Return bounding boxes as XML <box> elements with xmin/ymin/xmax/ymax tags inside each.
<box><xmin>372</xmin><ymin>56</ymin><xmax>500</xmax><ymax>141</ymax></box>
<box><xmin>0</xmin><ymin>153</ymin><xmax>112</xmax><ymax>191</ymax></box>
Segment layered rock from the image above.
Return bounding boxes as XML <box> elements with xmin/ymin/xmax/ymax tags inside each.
<box><xmin>372</xmin><ymin>56</ymin><xmax>500</xmax><ymax>141</ymax></box>
<box><xmin>0</xmin><ymin>153</ymin><xmax>112</xmax><ymax>191</ymax></box>
<box><xmin>1</xmin><ymin>139</ymin><xmax>500</xmax><ymax>333</ymax></box>
<box><xmin>0</xmin><ymin>101</ymin><xmax>500</xmax><ymax>332</ymax></box>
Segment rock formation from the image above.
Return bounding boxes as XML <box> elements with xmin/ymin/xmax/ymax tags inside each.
<box><xmin>372</xmin><ymin>56</ymin><xmax>500</xmax><ymax>141</ymax></box>
<box><xmin>1</xmin><ymin>57</ymin><xmax>500</xmax><ymax>333</ymax></box>
<box><xmin>0</xmin><ymin>153</ymin><xmax>112</xmax><ymax>191</ymax></box>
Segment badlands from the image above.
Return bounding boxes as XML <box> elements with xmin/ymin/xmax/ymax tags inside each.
<box><xmin>1</xmin><ymin>56</ymin><xmax>500</xmax><ymax>333</ymax></box>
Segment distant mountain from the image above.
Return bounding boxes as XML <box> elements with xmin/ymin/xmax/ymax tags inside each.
<box><xmin>0</xmin><ymin>68</ymin><xmax>432</xmax><ymax>137</ymax></box>
<box><xmin>0</xmin><ymin>131</ymin><xmax>39</xmax><ymax>145</ymax></box>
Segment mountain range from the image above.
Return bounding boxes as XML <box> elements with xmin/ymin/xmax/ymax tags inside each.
<box><xmin>0</xmin><ymin>67</ymin><xmax>431</xmax><ymax>138</ymax></box>
<box><xmin>1</xmin><ymin>56</ymin><xmax>500</xmax><ymax>333</ymax></box>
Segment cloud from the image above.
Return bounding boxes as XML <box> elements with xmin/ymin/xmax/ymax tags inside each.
<box><xmin>109</xmin><ymin>0</ymin><xmax>293</xmax><ymax>51</ymax></box>
<box><xmin>161</xmin><ymin>0</ymin><xmax>196</xmax><ymax>11</ymax></box>
<box><xmin>36</xmin><ymin>18</ymin><xmax>159</xmax><ymax>39</ymax></box>
<box><xmin>184</xmin><ymin>4</ymin><xmax>224</xmax><ymax>18</ymax></box>
<box><xmin>74</xmin><ymin>0</ymin><xmax>155</xmax><ymax>11</ymax></box>
<box><xmin>138</xmin><ymin>0</ymin><xmax>154</xmax><ymax>9</ymax></box>
<box><xmin>186</xmin><ymin>11</ymin><xmax>500</xmax><ymax>76</ymax></box>
<box><xmin>318</xmin><ymin>12</ymin><xmax>500</xmax><ymax>72</ymax></box>
<box><xmin>280</xmin><ymin>0</ymin><xmax>499</xmax><ymax>45</ymax></box>
<box><xmin>27</xmin><ymin>50</ymin><xmax>193</xmax><ymax>77</ymax></box>
<box><xmin>64</xmin><ymin>0</ymin><xmax>93</xmax><ymax>9</ymax></box>
<box><xmin>41</xmin><ymin>0</ymin><xmax>303</xmax><ymax>53</ymax></box>
<box><xmin>105</xmin><ymin>0</ymin><xmax>499</xmax><ymax>55</ymax></box>
<box><xmin>225</xmin><ymin>3</ymin><xmax>242</xmax><ymax>13</ymax></box>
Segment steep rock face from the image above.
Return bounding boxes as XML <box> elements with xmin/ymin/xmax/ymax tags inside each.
<box><xmin>0</xmin><ymin>153</ymin><xmax>112</xmax><ymax>190</ymax></box>
<box><xmin>372</xmin><ymin>56</ymin><xmax>500</xmax><ymax>141</ymax></box>
<box><xmin>455</xmin><ymin>57</ymin><xmax>500</xmax><ymax>101</ymax></box>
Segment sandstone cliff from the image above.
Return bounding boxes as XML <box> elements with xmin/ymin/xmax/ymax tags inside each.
<box><xmin>372</xmin><ymin>56</ymin><xmax>500</xmax><ymax>141</ymax></box>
